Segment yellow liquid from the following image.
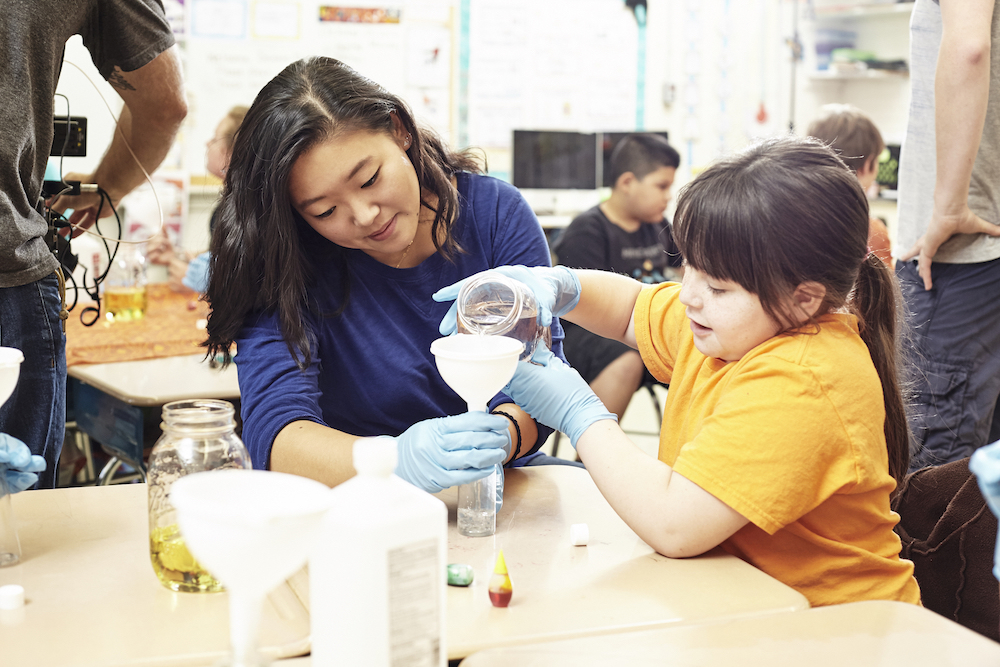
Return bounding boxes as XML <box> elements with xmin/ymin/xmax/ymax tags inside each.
<box><xmin>149</xmin><ymin>524</ymin><xmax>224</xmax><ymax>593</ymax></box>
<box><xmin>105</xmin><ymin>287</ymin><xmax>147</xmax><ymax>321</ymax></box>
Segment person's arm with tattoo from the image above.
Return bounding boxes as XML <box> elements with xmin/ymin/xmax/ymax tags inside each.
<box><xmin>51</xmin><ymin>46</ymin><xmax>187</xmax><ymax>232</ymax></box>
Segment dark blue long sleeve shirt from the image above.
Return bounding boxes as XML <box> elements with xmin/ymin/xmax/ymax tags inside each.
<box><xmin>235</xmin><ymin>172</ymin><xmax>563</xmax><ymax>470</ymax></box>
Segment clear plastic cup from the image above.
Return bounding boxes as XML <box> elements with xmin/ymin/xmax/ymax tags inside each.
<box><xmin>0</xmin><ymin>466</ymin><xmax>21</xmax><ymax>567</ymax></box>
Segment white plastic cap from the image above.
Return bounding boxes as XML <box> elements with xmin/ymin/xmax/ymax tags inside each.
<box><xmin>0</xmin><ymin>584</ymin><xmax>24</xmax><ymax>610</ymax></box>
<box><xmin>353</xmin><ymin>437</ymin><xmax>397</xmax><ymax>478</ymax></box>
<box><xmin>570</xmin><ymin>523</ymin><xmax>589</xmax><ymax>547</ymax></box>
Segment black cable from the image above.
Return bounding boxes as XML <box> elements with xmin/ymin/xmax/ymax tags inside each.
<box><xmin>48</xmin><ymin>187</ymin><xmax>123</xmax><ymax>326</ymax></box>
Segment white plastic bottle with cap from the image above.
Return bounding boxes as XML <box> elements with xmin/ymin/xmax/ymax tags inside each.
<box><xmin>310</xmin><ymin>437</ymin><xmax>447</xmax><ymax>667</ymax></box>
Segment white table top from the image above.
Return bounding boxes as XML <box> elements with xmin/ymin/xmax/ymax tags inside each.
<box><xmin>2</xmin><ymin>468</ymin><xmax>810</xmax><ymax>666</ymax></box>
<box><xmin>290</xmin><ymin>466</ymin><xmax>808</xmax><ymax>660</ymax></box>
<box><xmin>0</xmin><ymin>484</ymin><xmax>308</xmax><ymax>667</ymax></box>
<box><xmin>68</xmin><ymin>354</ymin><xmax>239</xmax><ymax>406</ymax></box>
<box><xmin>457</xmin><ymin>600</ymin><xmax>1000</xmax><ymax>666</ymax></box>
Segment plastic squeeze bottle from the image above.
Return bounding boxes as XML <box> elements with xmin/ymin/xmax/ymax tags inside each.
<box><xmin>310</xmin><ymin>437</ymin><xmax>448</xmax><ymax>667</ymax></box>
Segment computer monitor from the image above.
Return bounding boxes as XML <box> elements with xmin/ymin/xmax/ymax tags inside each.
<box><xmin>876</xmin><ymin>143</ymin><xmax>900</xmax><ymax>192</ymax></box>
<box><xmin>512</xmin><ymin>130</ymin><xmax>598</xmax><ymax>190</ymax></box>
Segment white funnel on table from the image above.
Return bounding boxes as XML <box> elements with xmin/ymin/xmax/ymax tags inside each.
<box><xmin>430</xmin><ymin>334</ymin><xmax>524</xmax><ymax>412</ymax></box>
<box><xmin>171</xmin><ymin>469</ymin><xmax>333</xmax><ymax>667</ymax></box>
<box><xmin>0</xmin><ymin>348</ymin><xmax>24</xmax><ymax>408</ymax></box>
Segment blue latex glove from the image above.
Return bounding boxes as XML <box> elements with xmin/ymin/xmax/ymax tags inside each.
<box><xmin>433</xmin><ymin>265</ymin><xmax>582</xmax><ymax>335</ymax></box>
<box><xmin>392</xmin><ymin>412</ymin><xmax>511</xmax><ymax>493</ymax></box>
<box><xmin>504</xmin><ymin>344</ymin><xmax>617</xmax><ymax>447</ymax></box>
<box><xmin>183</xmin><ymin>251</ymin><xmax>211</xmax><ymax>294</ymax></box>
<box><xmin>0</xmin><ymin>433</ymin><xmax>46</xmax><ymax>493</ymax></box>
<box><xmin>970</xmin><ymin>441</ymin><xmax>1000</xmax><ymax>580</ymax></box>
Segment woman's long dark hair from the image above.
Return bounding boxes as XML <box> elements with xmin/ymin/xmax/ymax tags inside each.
<box><xmin>672</xmin><ymin>136</ymin><xmax>910</xmax><ymax>487</ymax></box>
<box><xmin>204</xmin><ymin>57</ymin><xmax>482</xmax><ymax>368</ymax></box>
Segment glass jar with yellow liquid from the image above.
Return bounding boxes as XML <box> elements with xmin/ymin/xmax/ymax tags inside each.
<box><xmin>148</xmin><ymin>399</ymin><xmax>251</xmax><ymax>592</ymax></box>
<box><xmin>103</xmin><ymin>244</ymin><xmax>147</xmax><ymax>321</ymax></box>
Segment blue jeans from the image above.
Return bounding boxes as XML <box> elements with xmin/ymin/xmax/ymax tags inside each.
<box><xmin>0</xmin><ymin>273</ymin><xmax>66</xmax><ymax>489</ymax></box>
<box><xmin>898</xmin><ymin>258</ymin><xmax>1000</xmax><ymax>471</ymax></box>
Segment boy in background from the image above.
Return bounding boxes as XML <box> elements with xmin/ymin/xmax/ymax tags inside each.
<box><xmin>552</xmin><ymin>133</ymin><xmax>681</xmax><ymax>421</ymax></box>
<box><xmin>807</xmin><ymin>104</ymin><xmax>892</xmax><ymax>266</ymax></box>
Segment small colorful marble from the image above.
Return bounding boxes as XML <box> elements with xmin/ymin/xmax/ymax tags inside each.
<box><xmin>446</xmin><ymin>563</ymin><xmax>474</xmax><ymax>587</ymax></box>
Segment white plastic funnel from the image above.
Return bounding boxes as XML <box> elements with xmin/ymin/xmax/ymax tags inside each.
<box><xmin>170</xmin><ymin>469</ymin><xmax>333</xmax><ymax>594</ymax></box>
<box><xmin>430</xmin><ymin>334</ymin><xmax>524</xmax><ymax>412</ymax></box>
<box><xmin>0</xmin><ymin>348</ymin><xmax>24</xmax><ymax>408</ymax></box>
<box><xmin>171</xmin><ymin>469</ymin><xmax>333</xmax><ymax>666</ymax></box>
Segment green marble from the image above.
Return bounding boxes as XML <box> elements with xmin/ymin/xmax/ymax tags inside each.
<box><xmin>446</xmin><ymin>563</ymin><xmax>474</xmax><ymax>587</ymax></box>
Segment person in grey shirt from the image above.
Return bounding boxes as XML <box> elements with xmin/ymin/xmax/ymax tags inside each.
<box><xmin>896</xmin><ymin>0</ymin><xmax>1000</xmax><ymax>470</ymax></box>
<box><xmin>0</xmin><ymin>0</ymin><xmax>186</xmax><ymax>488</ymax></box>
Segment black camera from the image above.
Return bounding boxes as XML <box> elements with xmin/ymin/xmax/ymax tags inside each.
<box><xmin>52</xmin><ymin>116</ymin><xmax>87</xmax><ymax>157</ymax></box>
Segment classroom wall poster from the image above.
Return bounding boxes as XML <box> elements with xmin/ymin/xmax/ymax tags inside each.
<box><xmin>318</xmin><ymin>6</ymin><xmax>401</xmax><ymax>23</ymax></box>
<box><xmin>190</xmin><ymin>0</ymin><xmax>248</xmax><ymax>39</ymax></box>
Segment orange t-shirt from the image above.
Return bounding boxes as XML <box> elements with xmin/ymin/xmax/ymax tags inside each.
<box><xmin>634</xmin><ymin>282</ymin><xmax>920</xmax><ymax>607</ymax></box>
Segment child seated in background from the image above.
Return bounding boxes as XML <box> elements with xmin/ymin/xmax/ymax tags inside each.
<box><xmin>147</xmin><ymin>104</ymin><xmax>248</xmax><ymax>293</ymax></box>
<box><xmin>552</xmin><ymin>133</ymin><xmax>682</xmax><ymax>421</ymax></box>
<box><xmin>444</xmin><ymin>136</ymin><xmax>921</xmax><ymax>606</ymax></box>
<box><xmin>807</xmin><ymin>103</ymin><xmax>893</xmax><ymax>266</ymax></box>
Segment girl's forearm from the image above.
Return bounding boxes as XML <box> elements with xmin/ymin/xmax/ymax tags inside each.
<box><xmin>564</xmin><ymin>269</ymin><xmax>645</xmax><ymax>345</ymax></box>
<box><xmin>576</xmin><ymin>421</ymin><xmax>749</xmax><ymax>558</ymax></box>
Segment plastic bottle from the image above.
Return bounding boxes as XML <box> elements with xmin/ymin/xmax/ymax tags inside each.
<box><xmin>147</xmin><ymin>399</ymin><xmax>252</xmax><ymax>592</ymax></box>
<box><xmin>310</xmin><ymin>437</ymin><xmax>447</xmax><ymax>667</ymax></box>
<box><xmin>103</xmin><ymin>244</ymin><xmax>148</xmax><ymax>321</ymax></box>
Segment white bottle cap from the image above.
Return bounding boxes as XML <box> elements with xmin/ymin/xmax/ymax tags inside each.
<box><xmin>353</xmin><ymin>437</ymin><xmax>398</xmax><ymax>478</ymax></box>
<box><xmin>570</xmin><ymin>523</ymin><xmax>589</xmax><ymax>547</ymax></box>
<box><xmin>0</xmin><ymin>584</ymin><xmax>24</xmax><ymax>610</ymax></box>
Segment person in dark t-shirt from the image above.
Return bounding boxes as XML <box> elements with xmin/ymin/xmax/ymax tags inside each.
<box><xmin>0</xmin><ymin>1</ymin><xmax>186</xmax><ymax>488</ymax></box>
<box><xmin>553</xmin><ymin>133</ymin><xmax>681</xmax><ymax>421</ymax></box>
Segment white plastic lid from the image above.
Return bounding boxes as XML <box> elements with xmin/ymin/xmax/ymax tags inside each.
<box><xmin>0</xmin><ymin>348</ymin><xmax>24</xmax><ymax>367</ymax></box>
<box><xmin>0</xmin><ymin>584</ymin><xmax>24</xmax><ymax>609</ymax></box>
<box><xmin>353</xmin><ymin>437</ymin><xmax>398</xmax><ymax>478</ymax></box>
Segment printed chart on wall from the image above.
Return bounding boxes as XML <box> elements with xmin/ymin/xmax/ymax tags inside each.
<box><xmin>181</xmin><ymin>0</ymin><xmax>454</xmax><ymax>179</ymax></box>
<box><xmin>466</xmin><ymin>0</ymin><xmax>637</xmax><ymax>150</ymax></box>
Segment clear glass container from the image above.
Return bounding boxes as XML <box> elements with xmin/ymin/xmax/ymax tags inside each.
<box><xmin>456</xmin><ymin>271</ymin><xmax>552</xmax><ymax>360</ymax></box>
<box><xmin>147</xmin><ymin>399</ymin><xmax>251</xmax><ymax>593</ymax></box>
<box><xmin>103</xmin><ymin>244</ymin><xmax>148</xmax><ymax>321</ymax></box>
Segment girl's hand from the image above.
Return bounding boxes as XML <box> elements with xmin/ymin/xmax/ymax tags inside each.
<box><xmin>504</xmin><ymin>345</ymin><xmax>616</xmax><ymax>447</ymax></box>
<box><xmin>145</xmin><ymin>232</ymin><xmax>176</xmax><ymax>266</ymax></box>
<box><xmin>432</xmin><ymin>265</ymin><xmax>581</xmax><ymax>335</ymax></box>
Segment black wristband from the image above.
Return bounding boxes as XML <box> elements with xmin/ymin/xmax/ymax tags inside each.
<box><xmin>492</xmin><ymin>409</ymin><xmax>522</xmax><ymax>462</ymax></box>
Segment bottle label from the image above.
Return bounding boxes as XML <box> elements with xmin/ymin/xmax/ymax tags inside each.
<box><xmin>388</xmin><ymin>539</ymin><xmax>440</xmax><ymax>666</ymax></box>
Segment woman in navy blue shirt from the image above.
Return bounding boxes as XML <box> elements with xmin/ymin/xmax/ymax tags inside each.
<box><xmin>205</xmin><ymin>57</ymin><xmax>564</xmax><ymax>494</ymax></box>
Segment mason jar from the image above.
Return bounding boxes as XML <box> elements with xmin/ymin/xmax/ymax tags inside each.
<box><xmin>147</xmin><ymin>399</ymin><xmax>251</xmax><ymax>592</ymax></box>
<box><xmin>456</xmin><ymin>271</ymin><xmax>551</xmax><ymax>360</ymax></box>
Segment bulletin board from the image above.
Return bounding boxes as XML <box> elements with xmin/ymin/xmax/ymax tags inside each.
<box><xmin>180</xmin><ymin>0</ymin><xmax>455</xmax><ymax>178</ymax></box>
<box><xmin>179</xmin><ymin>0</ymin><xmax>640</xmax><ymax>178</ymax></box>
<box><xmin>465</xmin><ymin>0</ymin><xmax>638</xmax><ymax>151</ymax></box>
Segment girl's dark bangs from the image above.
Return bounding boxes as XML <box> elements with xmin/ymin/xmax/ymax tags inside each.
<box><xmin>673</xmin><ymin>176</ymin><xmax>757</xmax><ymax>287</ymax></box>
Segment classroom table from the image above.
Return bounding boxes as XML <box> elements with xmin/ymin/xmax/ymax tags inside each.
<box><xmin>288</xmin><ymin>465</ymin><xmax>809</xmax><ymax>661</ymax></box>
<box><xmin>68</xmin><ymin>354</ymin><xmax>239</xmax><ymax>483</ymax></box>
<box><xmin>0</xmin><ymin>483</ymin><xmax>309</xmax><ymax>667</ymax></box>
<box><xmin>456</xmin><ymin>600</ymin><xmax>1000</xmax><ymax>666</ymax></box>
<box><xmin>64</xmin><ymin>283</ymin><xmax>239</xmax><ymax>483</ymax></box>
<box><xmin>0</xmin><ymin>467</ymin><xmax>808</xmax><ymax>666</ymax></box>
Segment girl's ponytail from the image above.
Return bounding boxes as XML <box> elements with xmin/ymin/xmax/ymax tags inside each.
<box><xmin>850</xmin><ymin>254</ymin><xmax>911</xmax><ymax>488</ymax></box>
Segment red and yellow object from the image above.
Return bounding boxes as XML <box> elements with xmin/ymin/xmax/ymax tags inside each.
<box><xmin>488</xmin><ymin>549</ymin><xmax>512</xmax><ymax>607</ymax></box>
